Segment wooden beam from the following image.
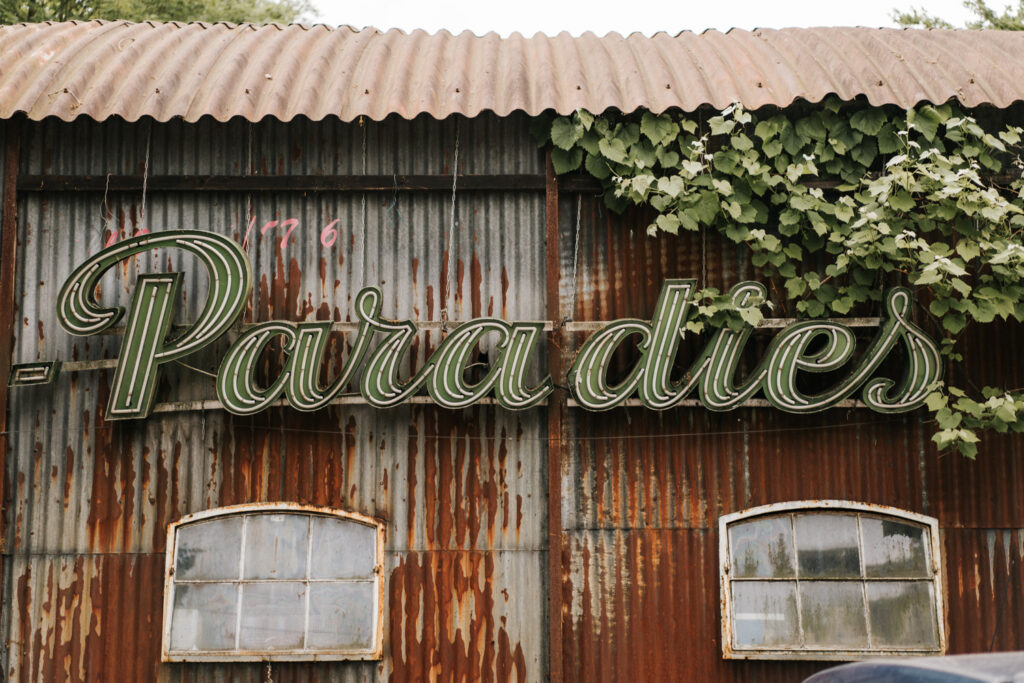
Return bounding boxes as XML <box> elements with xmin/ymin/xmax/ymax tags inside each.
<box><xmin>0</xmin><ymin>116</ymin><xmax>21</xmax><ymax>554</ymax></box>
<box><xmin>545</xmin><ymin>147</ymin><xmax>566</xmax><ymax>683</ymax></box>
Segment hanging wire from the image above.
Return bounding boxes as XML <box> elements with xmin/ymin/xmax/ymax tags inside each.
<box><xmin>567</xmin><ymin>194</ymin><xmax>582</xmax><ymax>325</ymax></box>
<box><xmin>10</xmin><ymin>413</ymin><xmax>916</xmax><ymax>442</ymax></box>
<box><xmin>173</xmin><ymin>359</ymin><xmax>218</xmax><ymax>378</ymax></box>
<box><xmin>701</xmin><ymin>223</ymin><xmax>708</xmax><ymax>287</ymax></box>
<box><xmin>361</xmin><ymin>115</ymin><xmax>368</xmax><ymax>236</ymax></box>
<box><xmin>386</xmin><ymin>173</ymin><xmax>402</xmax><ymax>229</ymax></box>
<box><xmin>98</xmin><ymin>172</ymin><xmax>112</xmax><ymax>245</ymax></box>
<box><xmin>140</xmin><ymin>121</ymin><xmax>151</xmax><ymax>231</ymax></box>
<box><xmin>441</xmin><ymin>119</ymin><xmax>460</xmax><ymax>333</ymax></box>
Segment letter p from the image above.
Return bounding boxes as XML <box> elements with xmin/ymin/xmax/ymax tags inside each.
<box><xmin>56</xmin><ymin>231</ymin><xmax>252</xmax><ymax>419</ymax></box>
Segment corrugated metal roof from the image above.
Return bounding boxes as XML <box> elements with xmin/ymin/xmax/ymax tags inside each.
<box><xmin>1</xmin><ymin>21</ymin><xmax>1024</xmax><ymax>123</ymax></box>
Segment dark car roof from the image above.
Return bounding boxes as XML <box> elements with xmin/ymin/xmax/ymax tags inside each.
<box><xmin>804</xmin><ymin>653</ymin><xmax>1024</xmax><ymax>683</ymax></box>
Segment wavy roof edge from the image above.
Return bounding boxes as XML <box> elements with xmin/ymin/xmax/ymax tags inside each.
<box><xmin>1</xmin><ymin>21</ymin><xmax>1023</xmax><ymax>124</ymax></box>
<box><xmin>3</xmin><ymin>20</ymin><xmax>985</xmax><ymax>38</ymax></box>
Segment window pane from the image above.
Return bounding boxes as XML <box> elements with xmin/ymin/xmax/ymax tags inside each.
<box><xmin>307</xmin><ymin>582</ymin><xmax>377</xmax><ymax>650</ymax></box>
<box><xmin>867</xmin><ymin>581</ymin><xmax>939</xmax><ymax>649</ymax></box>
<box><xmin>239</xmin><ymin>582</ymin><xmax>306</xmax><ymax>650</ymax></box>
<box><xmin>176</xmin><ymin>518</ymin><xmax>242</xmax><ymax>580</ymax></box>
<box><xmin>730</xmin><ymin>581</ymin><xmax>800</xmax><ymax>648</ymax></box>
<box><xmin>862</xmin><ymin>518</ymin><xmax>929</xmax><ymax>578</ymax></box>
<box><xmin>794</xmin><ymin>514</ymin><xmax>861</xmax><ymax>578</ymax></box>
<box><xmin>310</xmin><ymin>517</ymin><xmax>378</xmax><ymax>580</ymax></box>
<box><xmin>800</xmin><ymin>581</ymin><xmax>869</xmax><ymax>648</ymax></box>
<box><xmin>729</xmin><ymin>517</ymin><xmax>795</xmax><ymax>578</ymax></box>
<box><xmin>243</xmin><ymin>514</ymin><xmax>309</xmax><ymax>580</ymax></box>
<box><xmin>169</xmin><ymin>583</ymin><xmax>238</xmax><ymax>651</ymax></box>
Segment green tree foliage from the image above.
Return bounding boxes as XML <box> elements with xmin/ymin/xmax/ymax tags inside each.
<box><xmin>0</xmin><ymin>0</ymin><xmax>313</xmax><ymax>24</ymax></box>
<box><xmin>894</xmin><ymin>0</ymin><xmax>1024</xmax><ymax>30</ymax></box>
<box><xmin>534</xmin><ymin>101</ymin><xmax>1024</xmax><ymax>458</ymax></box>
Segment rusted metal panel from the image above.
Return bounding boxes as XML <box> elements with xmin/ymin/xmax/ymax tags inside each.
<box><xmin>4</xmin><ymin>553</ymin><xmax>166</xmax><ymax>682</ymax></box>
<box><xmin>20</xmin><ymin>113</ymin><xmax>545</xmax><ymax>177</ymax></box>
<box><xmin>4</xmin><ymin>548</ymin><xmax>543</xmax><ymax>682</ymax></box>
<box><xmin>2</xmin><ymin>114</ymin><xmax>548</xmax><ymax>680</ymax></box>
<box><xmin>564</xmin><ymin>408</ymin><xmax>934</xmax><ymax>533</ymax></box>
<box><xmin>556</xmin><ymin>191</ymin><xmax>1024</xmax><ymax>680</ymax></box>
<box><xmin>5</xmin><ymin>106</ymin><xmax>1024</xmax><ymax>682</ymax></box>
<box><xmin>4</xmin><ymin>22</ymin><xmax>1024</xmax><ymax>123</ymax></box>
<box><xmin>943</xmin><ymin>528</ymin><xmax>1024</xmax><ymax>653</ymax></box>
<box><xmin>561</xmin><ymin>527</ymin><xmax>1024</xmax><ymax>681</ymax></box>
<box><xmin>562</xmin><ymin>529</ymin><xmax>830</xmax><ymax>681</ymax></box>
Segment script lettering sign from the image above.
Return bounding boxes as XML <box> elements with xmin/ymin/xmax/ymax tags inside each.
<box><xmin>14</xmin><ymin>231</ymin><xmax>941</xmax><ymax>420</ymax></box>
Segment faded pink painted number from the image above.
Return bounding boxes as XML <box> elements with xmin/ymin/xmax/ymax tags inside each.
<box><xmin>106</xmin><ymin>217</ymin><xmax>341</xmax><ymax>252</ymax></box>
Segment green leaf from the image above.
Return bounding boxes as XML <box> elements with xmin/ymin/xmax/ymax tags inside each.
<box><xmin>955</xmin><ymin>241</ymin><xmax>980</xmax><ymax>262</ymax></box>
<box><xmin>709</xmin><ymin>115</ymin><xmax>736</xmax><ymax>136</ymax></box>
<box><xmin>908</xmin><ymin>107</ymin><xmax>940</xmax><ymax>142</ymax></box>
<box><xmin>551</xmin><ymin>147</ymin><xmax>583</xmax><ymax>174</ymax></box>
<box><xmin>584</xmin><ymin>153</ymin><xmax>611</xmax><ymax>179</ymax></box>
<box><xmin>755</xmin><ymin>118</ymin><xmax>782</xmax><ymax>141</ymax></box>
<box><xmin>598</xmin><ymin>137</ymin><xmax>629</xmax><ymax>164</ymax></box>
<box><xmin>785</xmin><ymin>277</ymin><xmax>807</xmax><ymax>298</ymax></box>
<box><xmin>803</xmin><ymin>299</ymin><xmax>826</xmax><ymax>317</ymax></box>
<box><xmin>930</xmin><ymin>299</ymin><xmax>951</xmax><ymax>317</ymax></box>
<box><xmin>732</xmin><ymin>133</ymin><xmax>754</xmax><ymax>151</ymax></box>
<box><xmin>889</xmin><ymin>190</ymin><xmax>915</xmax><ymax>212</ymax></box>
<box><xmin>850</xmin><ymin>108</ymin><xmax>887</xmax><ymax>136</ymax></box>
<box><xmin>658</xmin><ymin>175</ymin><xmax>686</xmax><ymax>198</ymax></box>
<box><xmin>641</xmin><ymin>111</ymin><xmax>678</xmax><ymax>146</ymax></box>
<box><xmin>850</xmin><ymin>139</ymin><xmax>878</xmax><ymax>168</ymax></box>
<box><xmin>943</xmin><ymin>312</ymin><xmax>967</xmax><ymax>334</ymax></box>
<box><xmin>551</xmin><ymin>117</ymin><xmax>582</xmax><ymax>150</ymax></box>
<box><xmin>999</xmin><ymin>127</ymin><xmax>1021</xmax><ymax>145</ymax></box>
<box><xmin>831</xmin><ymin>297</ymin><xmax>854</xmax><ymax>314</ymax></box>
<box><xmin>738</xmin><ymin>306</ymin><xmax>764</xmax><ymax>327</ymax></box>
<box><xmin>796</xmin><ymin>114</ymin><xmax>827</xmax><ymax>140</ymax></box>
<box><xmin>724</xmin><ymin>223</ymin><xmax>750</xmax><ymax>242</ymax></box>
<box><xmin>693</xmin><ymin>192</ymin><xmax>720</xmax><ymax>223</ymax></box>
<box><xmin>655</xmin><ymin>213</ymin><xmax>681</xmax><ymax>234</ymax></box>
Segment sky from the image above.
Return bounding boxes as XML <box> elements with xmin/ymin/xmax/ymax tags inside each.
<box><xmin>310</xmin><ymin>0</ymin><xmax>977</xmax><ymax>36</ymax></box>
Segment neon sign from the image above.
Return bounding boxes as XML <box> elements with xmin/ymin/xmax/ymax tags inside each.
<box><xmin>14</xmin><ymin>231</ymin><xmax>942</xmax><ymax>420</ymax></box>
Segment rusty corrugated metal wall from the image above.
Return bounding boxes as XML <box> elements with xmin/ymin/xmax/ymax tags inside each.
<box><xmin>554</xmin><ymin>197</ymin><xmax>1024</xmax><ymax>681</ymax></box>
<box><xmin>2</xmin><ymin>113</ymin><xmax>547</xmax><ymax>682</ymax></box>
<box><xmin>2</xmin><ymin>111</ymin><xmax>1024</xmax><ymax>683</ymax></box>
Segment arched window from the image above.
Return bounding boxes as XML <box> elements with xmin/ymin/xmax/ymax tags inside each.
<box><xmin>161</xmin><ymin>504</ymin><xmax>384</xmax><ymax>662</ymax></box>
<box><xmin>719</xmin><ymin>501</ymin><xmax>944</xmax><ymax>660</ymax></box>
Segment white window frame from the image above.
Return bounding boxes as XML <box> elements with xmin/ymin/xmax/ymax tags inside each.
<box><xmin>719</xmin><ymin>500</ymin><xmax>946</xmax><ymax>661</ymax></box>
<box><xmin>161</xmin><ymin>502</ymin><xmax>385</xmax><ymax>662</ymax></box>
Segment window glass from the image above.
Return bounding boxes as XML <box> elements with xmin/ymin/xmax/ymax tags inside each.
<box><xmin>799</xmin><ymin>582</ymin><xmax>868</xmax><ymax>648</ymax></box>
<box><xmin>164</xmin><ymin>508</ymin><xmax>383</xmax><ymax>661</ymax></box>
<box><xmin>731</xmin><ymin>581</ymin><xmax>800</xmax><ymax>648</ymax></box>
<box><xmin>243</xmin><ymin>514</ymin><xmax>309</xmax><ymax>580</ymax></box>
<box><xmin>239</xmin><ymin>582</ymin><xmax>307</xmax><ymax>650</ymax></box>
<box><xmin>175</xmin><ymin>517</ymin><xmax>242</xmax><ymax>580</ymax></box>
<box><xmin>729</xmin><ymin>516</ymin><xmax>795</xmax><ymax>578</ymax></box>
<box><xmin>721</xmin><ymin>504</ymin><xmax>943</xmax><ymax>659</ymax></box>
<box><xmin>308</xmin><ymin>582</ymin><xmax>377</xmax><ymax>650</ymax></box>
<box><xmin>867</xmin><ymin>582</ymin><xmax>939</xmax><ymax>649</ymax></box>
<box><xmin>862</xmin><ymin>518</ymin><xmax>929</xmax><ymax>578</ymax></box>
<box><xmin>794</xmin><ymin>514</ymin><xmax>860</xmax><ymax>578</ymax></box>
<box><xmin>169</xmin><ymin>583</ymin><xmax>238</xmax><ymax>651</ymax></box>
<box><xmin>310</xmin><ymin>516</ymin><xmax>377</xmax><ymax>580</ymax></box>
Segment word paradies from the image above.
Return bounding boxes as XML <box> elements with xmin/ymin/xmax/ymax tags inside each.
<box><xmin>16</xmin><ymin>231</ymin><xmax>941</xmax><ymax>421</ymax></box>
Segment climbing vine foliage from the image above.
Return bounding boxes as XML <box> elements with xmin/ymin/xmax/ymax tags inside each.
<box><xmin>533</xmin><ymin>98</ymin><xmax>1024</xmax><ymax>458</ymax></box>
